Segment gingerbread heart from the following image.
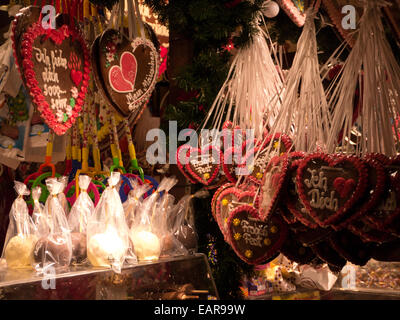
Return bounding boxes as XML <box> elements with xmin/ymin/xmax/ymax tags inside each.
<box><xmin>176</xmin><ymin>144</ymin><xmax>198</xmax><ymax>184</ymax></box>
<box><xmin>280</xmin><ymin>229</ymin><xmax>318</xmax><ymax>265</ymax></box>
<box><xmin>310</xmin><ymin>240</ymin><xmax>347</xmax><ymax>270</ymax></box>
<box><xmin>185</xmin><ymin>145</ymin><xmax>222</xmax><ymax>185</ymax></box>
<box><xmin>363</xmin><ymin>154</ymin><xmax>400</xmax><ymax>234</ymax></box>
<box><xmin>259</xmin><ymin>154</ymin><xmax>290</xmax><ymax>220</ymax></box>
<box><xmin>329</xmin><ymin>230</ymin><xmax>374</xmax><ymax>266</ymax></box>
<box><xmin>289</xmin><ymin>221</ymin><xmax>333</xmax><ymax>247</ymax></box>
<box><xmin>21</xmin><ymin>22</ymin><xmax>90</xmax><ymax>135</ymax></box>
<box><xmin>215</xmin><ymin>187</ymin><xmax>258</xmax><ymax>241</ymax></box>
<box><xmin>227</xmin><ymin>205</ymin><xmax>288</xmax><ymax>265</ymax></box>
<box><xmin>371</xmin><ymin>239</ymin><xmax>400</xmax><ymax>262</ymax></box>
<box><xmin>96</xmin><ymin>29</ymin><xmax>159</xmax><ymax>118</ymax></box>
<box><xmin>296</xmin><ymin>153</ymin><xmax>368</xmax><ymax>227</ymax></box>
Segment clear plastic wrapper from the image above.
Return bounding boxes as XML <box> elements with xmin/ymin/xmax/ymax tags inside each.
<box><xmin>68</xmin><ymin>175</ymin><xmax>95</xmax><ymax>264</ymax></box>
<box><xmin>1</xmin><ymin>182</ymin><xmax>37</xmax><ymax>269</ymax></box>
<box><xmin>169</xmin><ymin>190</ymin><xmax>205</xmax><ymax>254</ymax></box>
<box><xmin>33</xmin><ymin>178</ymin><xmax>72</xmax><ymax>270</ymax></box>
<box><xmin>87</xmin><ymin>172</ymin><xmax>129</xmax><ymax>273</ymax></box>
<box><xmin>57</xmin><ymin>176</ymin><xmax>70</xmax><ymax>216</ymax></box>
<box><xmin>31</xmin><ymin>186</ymin><xmax>49</xmax><ymax>238</ymax></box>
<box><xmin>130</xmin><ymin>177</ymin><xmax>178</xmax><ymax>261</ymax></box>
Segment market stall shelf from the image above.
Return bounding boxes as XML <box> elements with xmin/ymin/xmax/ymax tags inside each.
<box><xmin>0</xmin><ymin>253</ymin><xmax>218</xmax><ymax>300</ymax></box>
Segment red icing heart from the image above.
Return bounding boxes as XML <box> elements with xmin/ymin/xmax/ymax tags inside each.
<box><xmin>334</xmin><ymin>177</ymin><xmax>356</xmax><ymax>198</ymax></box>
<box><xmin>259</xmin><ymin>154</ymin><xmax>290</xmax><ymax>221</ymax></box>
<box><xmin>215</xmin><ymin>186</ymin><xmax>258</xmax><ymax>242</ymax></box>
<box><xmin>296</xmin><ymin>153</ymin><xmax>368</xmax><ymax>228</ymax></box>
<box><xmin>227</xmin><ymin>205</ymin><xmax>288</xmax><ymax>265</ymax></box>
<box><xmin>109</xmin><ymin>64</ymin><xmax>134</xmax><ymax>93</ymax></box>
<box><xmin>70</xmin><ymin>69</ymin><xmax>82</xmax><ymax>87</ymax></box>
<box><xmin>20</xmin><ymin>23</ymin><xmax>90</xmax><ymax>135</ymax></box>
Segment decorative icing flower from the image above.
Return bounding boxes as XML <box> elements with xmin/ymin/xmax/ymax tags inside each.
<box><xmin>106</xmin><ymin>52</ymin><xmax>115</xmax><ymax>63</ymax></box>
<box><xmin>106</xmin><ymin>42</ymin><xmax>116</xmax><ymax>54</ymax></box>
<box><xmin>56</xmin><ymin>110</ymin><xmax>64</xmax><ymax>123</ymax></box>
<box><xmin>66</xmin><ymin>105</ymin><xmax>73</xmax><ymax>118</ymax></box>
<box><xmin>70</xmin><ymin>87</ymin><xmax>79</xmax><ymax>99</ymax></box>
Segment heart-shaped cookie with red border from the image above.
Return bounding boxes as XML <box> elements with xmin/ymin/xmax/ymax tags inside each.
<box><xmin>280</xmin><ymin>228</ymin><xmax>318</xmax><ymax>265</ymax></box>
<box><xmin>227</xmin><ymin>205</ymin><xmax>288</xmax><ymax>265</ymax></box>
<box><xmin>21</xmin><ymin>22</ymin><xmax>90</xmax><ymax>135</ymax></box>
<box><xmin>296</xmin><ymin>153</ymin><xmax>368</xmax><ymax>227</ymax></box>
<box><xmin>259</xmin><ymin>154</ymin><xmax>290</xmax><ymax>220</ymax></box>
<box><xmin>185</xmin><ymin>145</ymin><xmax>222</xmax><ymax>185</ymax></box>
<box><xmin>363</xmin><ymin>154</ymin><xmax>400</xmax><ymax>234</ymax></box>
<box><xmin>328</xmin><ymin>230</ymin><xmax>374</xmax><ymax>266</ymax></box>
<box><xmin>310</xmin><ymin>240</ymin><xmax>347</xmax><ymax>269</ymax></box>
<box><xmin>215</xmin><ymin>186</ymin><xmax>259</xmax><ymax>241</ymax></box>
<box><xmin>96</xmin><ymin>29</ymin><xmax>159</xmax><ymax>118</ymax></box>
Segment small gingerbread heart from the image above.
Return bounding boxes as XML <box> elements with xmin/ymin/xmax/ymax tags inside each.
<box><xmin>227</xmin><ymin>205</ymin><xmax>288</xmax><ymax>265</ymax></box>
<box><xmin>185</xmin><ymin>145</ymin><xmax>222</xmax><ymax>185</ymax></box>
<box><xmin>215</xmin><ymin>186</ymin><xmax>258</xmax><ymax>241</ymax></box>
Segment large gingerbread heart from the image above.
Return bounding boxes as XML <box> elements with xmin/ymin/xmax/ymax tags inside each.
<box><xmin>227</xmin><ymin>205</ymin><xmax>288</xmax><ymax>265</ymax></box>
<box><xmin>296</xmin><ymin>153</ymin><xmax>368</xmax><ymax>227</ymax></box>
<box><xmin>215</xmin><ymin>187</ymin><xmax>258</xmax><ymax>241</ymax></box>
<box><xmin>259</xmin><ymin>154</ymin><xmax>290</xmax><ymax>220</ymax></box>
<box><xmin>96</xmin><ymin>29</ymin><xmax>159</xmax><ymax>118</ymax></box>
<box><xmin>185</xmin><ymin>145</ymin><xmax>222</xmax><ymax>185</ymax></box>
<box><xmin>21</xmin><ymin>23</ymin><xmax>90</xmax><ymax>135</ymax></box>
